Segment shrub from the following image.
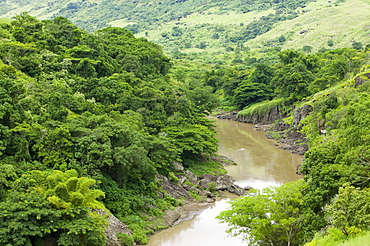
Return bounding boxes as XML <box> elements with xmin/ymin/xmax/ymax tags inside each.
<box><xmin>117</xmin><ymin>233</ymin><xmax>135</xmax><ymax>246</ymax></box>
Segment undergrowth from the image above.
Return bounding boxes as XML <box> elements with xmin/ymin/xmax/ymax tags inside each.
<box><xmin>186</xmin><ymin>160</ymin><xmax>227</xmax><ymax>176</ymax></box>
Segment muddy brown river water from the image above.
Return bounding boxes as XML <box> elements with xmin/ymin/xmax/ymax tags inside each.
<box><xmin>146</xmin><ymin>118</ymin><xmax>303</xmax><ymax>246</ymax></box>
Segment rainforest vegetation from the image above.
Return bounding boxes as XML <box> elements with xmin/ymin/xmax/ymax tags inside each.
<box><xmin>0</xmin><ymin>13</ymin><xmax>221</xmax><ymax>245</ymax></box>
<box><xmin>0</xmin><ymin>1</ymin><xmax>370</xmax><ymax>245</ymax></box>
<box><xmin>217</xmin><ymin>45</ymin><xmax>370</xmax><ymax>245</ymax></box>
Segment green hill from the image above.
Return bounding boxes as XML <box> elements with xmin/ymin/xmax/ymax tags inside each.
<box><xmin>1</xmin><ymin>2</ymin><xmax>370</xmax><ymax>246</ymax></box>
<box><xmin>2</xmin><ymin>0</ymin><xmax>368</xmax><ymax>58</ymax></box>
<box><xmin>248</xmin><ymin>0</ymin><xmax>370</xmax><ymax>52</ymax></box>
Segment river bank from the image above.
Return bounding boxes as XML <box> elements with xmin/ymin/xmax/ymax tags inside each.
<box><xmin>155</xmin><ymin>160</ymin><xmax>246</xmax><ymax>227</ymax></box>
<box><xmin>216</xmin><ymin>111</ymin><xmax>308</xmax><ymax>156</ymax></box>
<box><xmin>107</xmin><ymin>159</ymin><xmax>245</xmax><ymax>246</ymax></box>
<box><xmin>143</xmin><ymin>117</ymin><xmax>303</xmax><ymax>246</ymax></box>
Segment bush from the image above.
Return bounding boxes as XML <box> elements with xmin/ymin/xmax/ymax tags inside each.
<box><xmin>117</xmin><ymin>233</ymin><xmax>135</xmax><ymax>246</ymax></box>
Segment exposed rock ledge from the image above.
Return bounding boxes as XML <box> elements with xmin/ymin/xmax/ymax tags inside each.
<box><xmin>102</xmin><ymin>210</ymin><xmax>133</xmax><ymax>246</ymax></box>
<box><xmin>156</xmin><ymin>168</ymin><xmax>246</xmax><ymax>228</ymax></box>
<box><xmin>216</xmin><ymin>104</ymin><xmax>312</xmax><ymax>156</ymax></box>
<box><xmin>107</xmin><ymin>162</ymin><xmax>246</xmax><ymax>245</ymax></box>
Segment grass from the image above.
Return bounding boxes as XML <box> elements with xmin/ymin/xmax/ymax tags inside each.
<box><xmin>248</xmin><ymin>0</ymin><xmax>370</xmax><ymax>52</ymax></box>
<box><xmin>3</xmin><ymin>0</ymin><xmax>368</xmax><ymax>58</ymax></box>
<box><xmin>305</xmin><ymin>228</ymin><xmax>370</xmax><ymax>246</ymax></box>
<box><xmin>156</xmin><ymin>0</ymin><xmax>366</xmax><ymax>55</ymax></box>
<box><xmin>237</xmin><ymin>99</ymin><xmax>286</xmax><ymax>117</ymax></box>
<box><xmin>135</xmin><ymin>0</ymin><xmax>370</xmax><ymax>61</ymax></box>
<box><xmin>109</xmin><ymin>19</ymin><xmax>137</xmax><ymax>27</ymax></box>
<box><xmin>0</xmin><ymin>18</ymin><xmax>11</xmax><ymax>24</ymax></box>
<box><xmin>181</xmin><ymin>9</ymin><xmax>274</xmax><ymax>26</ymax></box>
<box><xmin>186</xmin><ymin>160</ymin><xmax>227</xmax><ymax>177</ymax></box>
<box><xmin>337</xmin><ymin>231</ymin><xmax>370</xmax><ymax>246</ymax></box>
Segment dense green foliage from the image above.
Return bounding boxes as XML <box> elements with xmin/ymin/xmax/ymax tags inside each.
<box><xmin>0</xmin><ymin>13</ymin><xmax>219</xmax><ymax>245</ymax></box>
<box><xmin>0</xmin><ymin>170</ymin><xmax>107</xmax><ymax>246</ymax></box>
<box><xmin>217</xmin><ymin>48</ymin><xmax>370</xmax><ymax>245</ymax></box>
<box><xmin>202</xmin><ymin>48</ymin><xmax>366</xmax><ymax>111</ymax></box>
<box><xmin>1</xmin><ymin>2</ymin><xmax>370</xmax><ymax>245</ymax></box>
<box><xmin>218</xmin><ymin>180</ymin><xmax>309</xmax><ymax>246</ymax></box>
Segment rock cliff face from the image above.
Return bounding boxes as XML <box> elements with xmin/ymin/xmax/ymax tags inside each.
<box><xmin>292</xmin><ymin>105</ymin><xmax>312</xmax><ymax>127</ymax></box>
<box><xmin>217</xmin><ymin>105</ymin><xmax>288</xmax><ymax>125</ymax></box>
<box><xmin>103</xmin><ymin>212</ymin><xmax>132</xmax><ymax>246</ymax></box>
<box><xmin>270</xmin><ymin>104</ymin><xmax>311</xmax><ymax>155</ymax></box>
<box><xmin>236</xmin><ymin>106</ymin><xmax>286</xmax><ymax>124</ymax></box>
<box><xmin>217</xmin><ymin>104</ymin><xmax>312</xmax><ymax>156</ymax></box>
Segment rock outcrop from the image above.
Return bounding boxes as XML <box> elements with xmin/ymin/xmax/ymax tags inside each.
<box><xmin>292</xmin><ymin>105</ymin><xmax>312</xmax><ymax>127</ymax></box>
<box><xmin>237</xmin><ymin>105</ymin><xmax>286</xmax><ymax>124</ymax></box>
<box><xmin>220</xmin><ymin>104</ymin><xmax>313</xmax><ymax>156</ymax></box>
<box><xmin>210</xmin><ymin>155</ymin><xmax>237</xmax><ymax>166</ymax></box>
<box><xmin>216</xmin><ymin>111</ymin><xmax>238</xmax><ymax>120</ymax></box>
<box><xmin>154</xmin><ymin>163</ymin><xmax>246</xmax><ymax>226</ymax></box>
<box><xmin>199</xmin><ymin>174</ymin><xmax>245</xmax><ymax>196</ymax></box>
<box><xmin>96</xmin><ymin>210</ymin><xmax>132</xmax><ymax>246</ymax></box>
<box><xmin>157</xmin><ymin>174</ymin><xmax>193</xmax><ymax>200</ymax></box>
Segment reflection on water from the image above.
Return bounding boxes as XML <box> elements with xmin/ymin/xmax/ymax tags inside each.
<box><xmin>146</xmin><ymin>118</ymin><xmax>303</xmax><ymax>246</ymax></box>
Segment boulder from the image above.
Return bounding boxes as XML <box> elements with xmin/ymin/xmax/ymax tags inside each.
<box><xmin>94</xmin><ymin>209</ymin><xmax>132</xmax><ymax>246</ymax></box>
<box><xmin>157</xmin><ymin>174</ymin><xmax>192</xmax><ymax>200</ymax></box>
<box><xmin>199</xmin><ymin>174</ymin><xmax>245</xmax><ymax>196</ymax></box>
<box><xmin>184</xmin><ymin>170</ymin><xmax>198</xmax><ymax>185</ymax></box>
<box><xmin>182</xmin><ymin>183</ymin><xmax>201</xmax><ymax>194</ymax></box>
<box><xmin>176</xmin><ymin>174</ymin><xmax>187</xmax><ymax>184</ymax></box>
<box><xmin>161</xmin><ymin>208</ymin><xmax>182</xmax><ymax>227</ymax></box>
<box><xmin>200</xmin><ymin>190</ymin><xmax>214</xmax><ymax>198</ymax></box>
<box><xmin>172</xmin><ymin>161</ymin><xmax>184</xmax><ymax>171</ymax></box>
<box><xmin>210</xmin><ymin>155</ymin><xmax>237</xmax><ymax>166</ymax></box>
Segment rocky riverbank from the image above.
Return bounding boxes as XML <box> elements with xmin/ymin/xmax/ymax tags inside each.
<box><xmin>106</xmin><ymin>159</ymin><xmax>246</xmax><ymax>245</ymax></box>
<box><xmin>215</xmin><ymin>106</ymin><xmax>310</xmax><ymax>156</ymax></box>
<box><xmin>156</xmin><ymin>161</ymin><xmax>246</xmax><ymax>228</ymax></box>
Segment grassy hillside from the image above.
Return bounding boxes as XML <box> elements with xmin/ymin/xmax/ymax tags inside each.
<box><xmin>249</xmin><ymin>0</ymin><xmax>370</xmax><ymax>52</ymax></box>
<box><xmin>0</xmin><ymin>18</ymin><xmax>11</xmax><ymax>24</ymax></box>
<box><xmin>1</xmin><ymin>0</ymin><xmax>368</xmax><ymax>60</ymax></box>
<box><xmin>135</xmin><ymin>0</ymin><xmax>369</xmax><ymax>64</ymax></box>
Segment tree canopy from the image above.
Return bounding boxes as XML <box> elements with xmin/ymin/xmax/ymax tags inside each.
<box><xmin>0</xmin><ymin>13</ymin><xmax>219</xmax><ymax>245</ymax></box>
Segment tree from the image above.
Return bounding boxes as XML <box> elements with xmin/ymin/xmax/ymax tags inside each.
<box><xmin>187</xmin><ymin>85</ymin><xmax>220</xmax><ymax>113</ymax></box>
<box><xmin>234</xmin><ymin>81</ymin><xmax>272</xmax><ymax>108</ymax></box>
<box><xmin>352</xmin><ymin>42</ymin><xmax>363</xmax><ymax>50</ymax></box>
<box><xmin>278</xmin><ymin>35</ymin><xmax>286</xmax><ymax>43</ymax></box>
<box><xmin>163</xmin><ymin>124</ymin><xmax>218</xmax><ymax>162</ymax></box>
<box><xmin>326</xmin><ymin>184</ymin><xmax>370</xmax><ymax>235</ymax></box>
<box><xmin>218</xmin><ymin>180</ymin><xmax>308</xmax><ymax>246</ymax></box>
<box><xmin>0</xmin><ymin>164</ymin><xmax>16</xmax><ymax>201</ymax></box>
<box><xmin>271</xmin><ymin>62</ymin><xmax>313</xmax><ymax>100</ymax></box>
<box><xmin>196</xmin><ymin>41</ymin><xmax>207</xmax><ymax>49</ymax></box>
<box><xmin>0</xmin><ymin>170</ymin><xmax>107</xmax><ymax>246</ymax></box>
<box><xmin>302</xmin><ymin>45</ymin><xmax>313</xmax><ymax>53</ymax></box>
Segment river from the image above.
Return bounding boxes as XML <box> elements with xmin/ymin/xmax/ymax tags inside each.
<box><xmin>146</xmin><ymin>118</ymin><xmax>303</xmax><ymax>246</ymax></box>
